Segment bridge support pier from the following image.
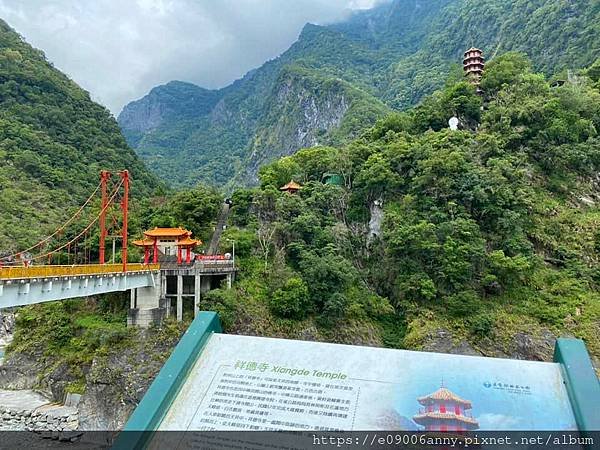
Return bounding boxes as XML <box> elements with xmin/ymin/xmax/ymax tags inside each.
<box><xmin>176</xmin><ymin>275</ymin><xmax>183</xmax><ymax>322</ymax></box>
<box><xmin>127</xmin><ymin>264</ymin><xmax>236</xmax><ymax>327</ymax></box>
<box><xmin>127</xmin><ymin>275</ymin><xmax>166</xmax><ymax>328</ymax></box>
<box><xmin>194</xmin><ymin>275</ymin><xmax>201</xmax><ymax>317</ymax></box>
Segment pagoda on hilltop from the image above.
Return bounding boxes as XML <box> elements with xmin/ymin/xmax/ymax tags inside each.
<box><xmin>463</xmin><ymin>47</ymin><xmax>485</xmax><ymax>88</ymax></box>
<box><xmin>413</xmin><ymin>384</ymin><xmax>479</xmax><ymax>432</ymax></box>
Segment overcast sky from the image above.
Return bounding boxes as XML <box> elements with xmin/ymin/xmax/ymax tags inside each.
<box><xmin>0</xmin><ymin>0</ymin><xmax>383</xmax><ymax>114</ymax></box>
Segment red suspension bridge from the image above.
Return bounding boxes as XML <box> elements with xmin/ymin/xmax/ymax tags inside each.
<box><xmin>0</xmin><ymin>170</ymin><xmax>159</xmax><ymax>308</ymax></box>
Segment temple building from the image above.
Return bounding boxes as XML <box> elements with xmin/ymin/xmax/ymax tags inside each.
<box><xmin>412</xmin><ymin>384</ymin><xmax>479</xmax><ymax>432</ymax></box>
<box><xmin>133</xmin><ymin>227</ymin><xmax>200</xmax><ymax>265</ymax></box>
<box><xmin>280</xmin><ymin>180</ymin><xmax>302</xmax><ymax>194</ymax></box>
<box><xmin>463</xmin><ymin>47</ymin><xmax>485</xmax><ymax>87</ymax></box>
<box><xmin>129</xmin><ymin>227</ymin><xmax>235</xmax><ymax>327</ymax></box>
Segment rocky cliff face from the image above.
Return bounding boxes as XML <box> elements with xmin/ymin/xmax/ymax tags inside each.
<box><xmin>243</xmin><ymin>70</ymin><xmax>351</xmax><ymax>183</ymax></box>
<box><xmin>119</xmin><ymin>81</ymin><xmax>223</xmax><ymax>146</ymax></box>
<box><xmin>118</xmin><ymin>93</ymin><xmax>167</xmax><ymax>135</ymax></box>
<box><xmin>119</xmin><ymin>81</ymin><xmax>223</xmax><ymax>132</ymax></box>
<box><xmin>0</xmin><ymin>323</ymin><xmax>185</xmax><ymax>430</ymax></box>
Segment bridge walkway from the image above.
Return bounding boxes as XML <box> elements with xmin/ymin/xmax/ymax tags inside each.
<box><xmin>0</xmin><ymin>264</ymin><xmax>160</xmax><ymax>309</ymax></box>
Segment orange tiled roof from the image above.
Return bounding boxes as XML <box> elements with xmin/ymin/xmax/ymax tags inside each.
<box><xmin>132</xmin><ymin>238</ymin><xmax>155</xmax><ymax>247</ymax></box>
<box><xmin>417</xmin><ymin>388</ymin><xmax>473</xmax><ymax>408</ymax></box>
<box><xmin>143</xmin><ymin>227</ymin><xmax>191</xmax><ymax>238</ymax></box>
<box><xmin>280</xmin><ymin>180</ymin><xmax>302</xmax><ymax>191</ymax></box>
<box><xmin>177</xmin><ymin>237</ymin><xmax>201</xmax><ymax>246</ymax></box>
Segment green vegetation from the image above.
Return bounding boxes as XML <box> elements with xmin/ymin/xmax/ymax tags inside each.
<box><xmin>132</xmin><ymin>184</ymin><xmax>223</xmax><ymax>245</ymax></box>
<box><xmin>3</xmin><ymin>1</ymin><xmax>600</xmax><ymax>402</ymax></box>
<box><xmin>7</xmin><ymin>295</ymin><xmax>188</xmax><ymax>394</ymax></box>
<box><xmin>5</xmin><ymin>52</ymin><xmax>600</xmax><ymax>405</ymax></box>
<box><xmin>121</xmin><ymin>0</ymin><xmax>600</xmax><ymax>189</ymax></box>
<box><xmin>0</xmin><ymin>19</ymin><xmax>160</xmax><ymax>250</ymax></box>
<box><xmin>192</xmin><ymin>54</ymin><xmax>600</xmax><ymax>360</ymax></box>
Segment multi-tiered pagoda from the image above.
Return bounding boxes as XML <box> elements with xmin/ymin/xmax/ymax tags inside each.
<box><xmin>463</xmin><ymin>47</ymin><xmax>485</xmax><ymax>87</ymax></box>
<box><xmin>413</xmin><ymin>384</ymin><xmax>479</xmax><ymax>432</ymax></box>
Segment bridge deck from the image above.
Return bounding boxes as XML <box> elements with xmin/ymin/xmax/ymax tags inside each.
<box><xmin>0</xmin><ymin>263</ymin><xmax>160</xmax><ymax>280</ymax></box>
<box><xmin>0</xmin><ymin>264</ymin><xmax>160</xmax><ymax>309</ymax></box>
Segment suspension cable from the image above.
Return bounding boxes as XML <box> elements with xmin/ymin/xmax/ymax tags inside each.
<box><xmin>29</xmin><ymin>179</ymin><xmax>124</xmax><ymax>262</ymax></box>
<box><xmin>1</xmin><ymin>181</ymin><xmax>102</xmax><ymax>261</ymax></box>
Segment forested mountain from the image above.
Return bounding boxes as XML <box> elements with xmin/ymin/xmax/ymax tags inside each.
<box><xmin>9</xmin><ymin>53</ymin><xmax>600</xmax><ymax>424</ymax></box>
<box><xmin>0</xmin><ymin>19</ymin><xmax>160</xmax><ymax>249</ymax></box>
<box><xmin>200</xmin><ymin>55</ymin><xmax>600</xmax><ymax>364</ymax></box>
<box><xmin>119</xmin><ymin>0</ymin><xmax>600</xmax><ymax>188</ymax></box>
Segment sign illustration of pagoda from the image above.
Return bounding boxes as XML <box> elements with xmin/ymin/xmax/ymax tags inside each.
<box><xmin>413</xmin><ymin>383</ymin><xmax>479</xmax><ymax>432</ymax></box>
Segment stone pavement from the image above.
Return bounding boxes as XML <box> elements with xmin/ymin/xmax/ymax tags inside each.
<box><xmin>0</xmin><ymin>388</ymin><xmax>78</xmax><ymax>431</ymax></box>
<box><xmin>0</xmin><ymin>388</ymin><xmax>49</xmax><ymax>411</ymax></box>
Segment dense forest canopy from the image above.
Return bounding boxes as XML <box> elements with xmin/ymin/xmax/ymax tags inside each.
<box><xmin>174</xmin><ymin>53</ymin><xmax>600</xmax><ymax>361</ymax></box>
<box><xmin>120</xmin><ymin>0</ymin><xmax>600</xmax><ymax>189</ymax></box>
<box><xmin>5</xmin><ymin>41</ymin><xmax>600</xmax><ymax>396</ymax></box>
<box><xmin>0</xmin><ymin>19</ymin><xmax>160</xmax><ymax>250</ymax></box>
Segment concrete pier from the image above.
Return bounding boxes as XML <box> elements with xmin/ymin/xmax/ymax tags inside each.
<box><xmin>127</xmin><ymin>260</ymin><xmax>235</xmax><ymax>327</ymax></box>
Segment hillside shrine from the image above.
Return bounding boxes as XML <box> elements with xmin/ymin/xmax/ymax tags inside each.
<box><xmin>128</xmin><ymin>228</ymin><xmax>235</xmax><ymax>326</ymax></box>
<box><xmin>280</xmin><ymin>180</ymin><xmax>302</xmax><ymax>194</ymax></box>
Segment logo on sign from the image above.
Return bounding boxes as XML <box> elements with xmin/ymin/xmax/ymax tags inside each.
<box><xmin>483</xmin><ymin>381</ymin><xmax>532</xmax><ymax>394</ymax></box>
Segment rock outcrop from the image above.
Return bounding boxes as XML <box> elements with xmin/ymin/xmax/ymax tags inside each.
<box><xmin>0</xmin><ymin>324</ymin><xmax>185</xmax><ymax>431</ymax></box>
<box><xmin>118</xmin><ymin>81</ymin><xmax>222</xmax><ymax>135</ymax></box>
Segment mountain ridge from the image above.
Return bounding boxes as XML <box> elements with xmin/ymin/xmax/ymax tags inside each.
<box><xmin>0</xmin><ymin>18</ymin><xmax>161</xmax><ymax>249</ymax></box>
<box><xmin>119</xmin><ymin>0</ymin><xmax>600</xmax><ymax>189</ymax></box>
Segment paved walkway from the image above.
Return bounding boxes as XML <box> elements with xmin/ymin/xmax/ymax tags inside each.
<box><xmin>0</xmin><ymin>389</ymin><xmax>50</xmax><ymax>411</ymax></box>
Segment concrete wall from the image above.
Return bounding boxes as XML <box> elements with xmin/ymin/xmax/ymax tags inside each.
<box><xmin>129</xmin><ymin>268</ymin><xmax>235</xmax><ymax>327</ymax></box>
<box><xmin>130</xmin><ymin>284</ymin><xmax>161</xmax><ymax>310</ymax></box>
<box><xmin>127</xmin><ymin>307</ymin><xmax>167</xmax><ymax>328</ymax></box>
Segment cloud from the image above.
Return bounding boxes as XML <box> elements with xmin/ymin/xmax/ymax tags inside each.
<box><xmin>0</xmin><ymin>0</ymin><xmax>384</xmax><ymax>114</ymax></box>
<box><xmin>478</xmin><ymin>413</ymin><xmax>522</xmax><ymax>430</ymax></box>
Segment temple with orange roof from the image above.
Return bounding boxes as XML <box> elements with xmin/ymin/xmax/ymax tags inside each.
<box><xmin>128</xmin><ymin>224</ymin><xmax>236</xmax><ymax>327</ymax></box>
<box><xmin>280</xmin><ymin>180</ymin><xmax>302</xmax><ymax>194</ymax></box>
<box><xmin>412</xmin><ymin>384</ymin><xmax>479</xmax><ymax>432</ymax></box>
<box><xmin>133</xmin><ymin>227</ymin><xmax>201</xmax><ymax>265</ymax></box>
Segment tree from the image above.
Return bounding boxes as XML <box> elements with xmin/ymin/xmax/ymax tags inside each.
<box><xmin>354</xmin><ymin>153</ymin><xmax>400</xmax><ymax>202</ymax></box>
<box><xmin>298</xmin><ymin>251</ymin><xmax>356</xmax><ymax>310</ymax></box>
<box><xmin>258</xmin><ymin>157</ymin><xmax>301</xmax><ymax>189</ymax></box>
<box><xmin>480</xmin><ymin>52</ymin><xmax>532</xmax><ymax>97</ymax></box>
<box><xmin>269</xmin><ymin>277</ymin><xmax>311</xmax><ymax>319</ymax></box>
<box><xmin>257</xmin><ymin>218</ymin><xmax>276</xmax><ymax>272</ymax></box>
<box><xmin>148</xmin><ymin>185</ymin><xmax>222</xmax><ymax>242</ymax></box>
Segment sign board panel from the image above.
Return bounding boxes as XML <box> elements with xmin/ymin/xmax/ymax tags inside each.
<box><xmin>156</xmin><ymin>333</ymin><xmax>577</xmax><ymax>432</ymax></box>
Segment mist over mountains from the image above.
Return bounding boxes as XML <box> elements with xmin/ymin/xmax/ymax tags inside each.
<box><xmin>118</xmin><ymin>0</ymin><xmax>600</xmax><ymax>189</ymax></box>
